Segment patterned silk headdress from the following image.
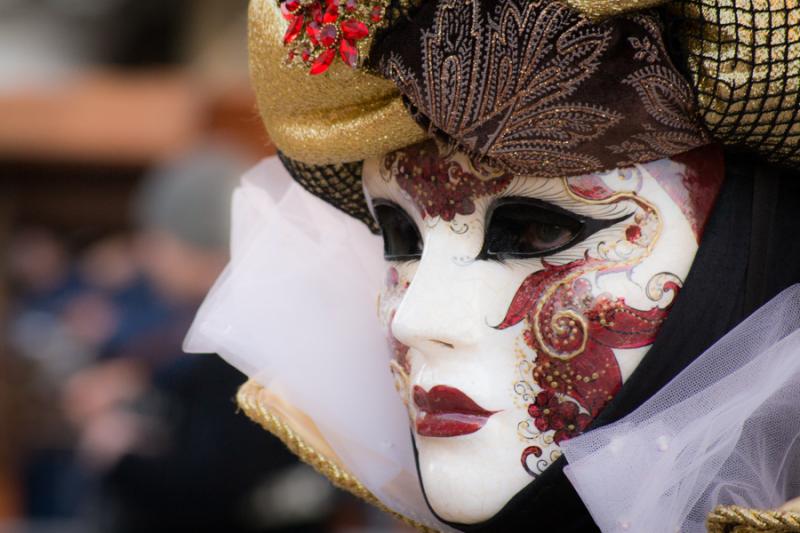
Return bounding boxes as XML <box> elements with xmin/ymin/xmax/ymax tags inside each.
<box><xmin>249</xmin><ymin>0</ymin><xmax>799</xmax><ymax>228</ymax></box>
<box><xmin>369</xmin><ymin>0</ymin><xmax>709</xmax><ymax>177</ymax></box>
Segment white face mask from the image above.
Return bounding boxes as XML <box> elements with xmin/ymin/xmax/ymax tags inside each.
<box><xmin>363</xmin><ymin>140</ymin><xmax>722</xmax><ymax>525</ymax></box>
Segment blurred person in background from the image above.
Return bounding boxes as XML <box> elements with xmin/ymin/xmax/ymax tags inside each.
<box><xmin>58</xmin><ymin>143</ymin><xmax>341</xmax><ymax>533</ymax></box>
<box><xmin>1</xmin><ymin>0</ymin><xmax>390</xmax><ymax>529</ymax></box>
<box><xmin>7</xmin><ymin>225</ymin><xmax>178</xmax><ymax>527</ymax></box>
<box><xmin>7</xmin><ymin>228</ymin><xmax>133</xmax><ymax>525</ymax></box>
<box><xmin>0</xmin><ymin>349</ymin><xmax>41</xmax><ymax>523</ymax></box>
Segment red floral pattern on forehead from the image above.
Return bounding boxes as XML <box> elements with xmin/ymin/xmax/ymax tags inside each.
<box><xmin>384</xmin><ymin>140</ymin><xmax>513</xmax><ymax>221</ymax></box>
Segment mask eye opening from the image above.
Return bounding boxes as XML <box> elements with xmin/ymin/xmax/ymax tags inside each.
<box><xmin>478</xmin><ymin>197</ymin><xmax>629</xmax><ymax>261</ymax></box>
<box><xmin>372</xmin><ymin>200</ymin><xmax>424</xmax><ymax>261</ymax></box>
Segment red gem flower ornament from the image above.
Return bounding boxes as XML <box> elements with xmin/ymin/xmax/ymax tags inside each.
<box><xmin>279</xmin><ymin>0</ymin><xmax>386</xmax><ymax>75</ymax></box>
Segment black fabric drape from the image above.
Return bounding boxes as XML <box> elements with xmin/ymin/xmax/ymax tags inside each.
<box><xmin>443</xmin><ymin>152</ymin><xmax>800</xmax><ymax>531</ymax></box>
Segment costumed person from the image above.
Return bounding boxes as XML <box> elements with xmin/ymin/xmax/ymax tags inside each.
<box><xmin>185</xmin><ymin>0</ymin><xmax>800</xmax><ymax>531</ymax></box>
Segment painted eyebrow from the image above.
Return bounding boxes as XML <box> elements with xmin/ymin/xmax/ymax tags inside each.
<box><xmin>498</xmin><ymin>177</ymin><xmax>635</xmax><ymax>221</ymax></box>
<box><xmin>484</xmin><ymin>196</ymin><xmax>629</xmax><ymax>224</ymax></box>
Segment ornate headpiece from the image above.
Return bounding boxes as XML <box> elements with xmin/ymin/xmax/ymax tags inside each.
<box><xmin>249</xmin><ymin>0</ymin><xmax>799</xmax><ymax>228</ymax></box>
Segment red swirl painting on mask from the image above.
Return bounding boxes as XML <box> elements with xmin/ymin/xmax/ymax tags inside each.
<box><xmin>569</xmin><ymin>144</ymin><xmax>725</xmax><ymax>239</ymax></box>
<box><xmin>496</xmin><ymin>255</ymin><xmax>679</xmax><ymax>449</ymax></box>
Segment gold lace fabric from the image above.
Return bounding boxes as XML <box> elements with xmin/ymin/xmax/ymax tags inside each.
<box><xmin>370</xmin><ymin>1</ymin><xmax>710</xmax><ymax>178</ymax></box>
<box><xmin>236</xmin><ymin>379</ymin><xmax>437</xmax><ymax>532</ymax></box>
<box><xmin>555</xmin><ymin>0</ymin><xmax>800</xmax><ymax>170</ymax></box>
<box><xmin>546</xmin><ymin>0</ymin><xmax>800</xmax><ymax>168</ymax></box>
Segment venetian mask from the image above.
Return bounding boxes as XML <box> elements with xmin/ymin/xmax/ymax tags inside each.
<box><xmin>362</xmin><ymin>140</ymin><xmax>724</xmax><ymax>525</ymax></box>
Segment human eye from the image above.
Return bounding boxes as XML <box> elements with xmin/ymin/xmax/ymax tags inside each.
<box><xmin>479</xmin><ymin>197</ymin><xmax>623</xmax><ymax>260</ymax></box>
<box><xmin>372</xmin><ymin>201</ymin><xmax>423</xmax><ymax>261</ymax></box>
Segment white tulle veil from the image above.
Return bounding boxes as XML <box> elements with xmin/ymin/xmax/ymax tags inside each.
<box><xmin>562</xmin><ymin>284</ymin><xmax>800</xmax><ymax>533</ymax></box>
<box><xmin>183</xmin><ymin>157</ymin><xmax>450</xmax><ymax>529</ymax></box>
<box><xmin>186</xmin><ymin>157</ymin><xmax>800</xmax><ymax>532</ymax></box>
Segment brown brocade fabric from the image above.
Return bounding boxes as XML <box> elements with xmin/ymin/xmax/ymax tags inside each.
<box><xmin>367</xmin><ymin>0</ymin><xmax>711</xmax><ymax>178</ymax></box>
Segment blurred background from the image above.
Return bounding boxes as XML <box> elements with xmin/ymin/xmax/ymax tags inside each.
<box><xmin>0</xmin><ymin>1</ymin><xmax>403</xmax><ymax>532</ymax></box>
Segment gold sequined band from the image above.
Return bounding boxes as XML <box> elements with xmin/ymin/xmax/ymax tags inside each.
<box><xmin>236</xmin><ymin>380</ymin><xmax>438</xmax><ymax>532</ymax></box>
<box><xmin>668</xmin><ymin>0</ymin><xmax>800</xmax><ymax>167</ymax></box>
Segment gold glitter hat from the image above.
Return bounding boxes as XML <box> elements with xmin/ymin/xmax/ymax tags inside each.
<box><xmin>248</xmin><ymin>0</ymin><xmax>427</xmax><ymax>167</ymax></box>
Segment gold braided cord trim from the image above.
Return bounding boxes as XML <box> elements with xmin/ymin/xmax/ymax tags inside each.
<box><xmin>236</xmin><ymin>380</ymin><xmax>438</xmax><ymax>533</ymax></box>
<box><xmin>708</xmin><ymin>505</ymin><xmax>800</xmax><ymax>533</ymax></box>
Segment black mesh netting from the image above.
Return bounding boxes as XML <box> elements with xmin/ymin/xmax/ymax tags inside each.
<box><xmin>277</xmin><ymin>152</ymin><xmax>380</xmax><ymax>234</ymax></box>
<box><xmin>666</xmin><ymin>0</ymin><xmax>799</xmax><ymax>167</ymax></box>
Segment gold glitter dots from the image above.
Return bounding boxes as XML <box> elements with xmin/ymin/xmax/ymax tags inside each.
<box><xmin>562</xmin><ymin>0</ymin><xmax>669</xmax><ymax>20</ymax></box>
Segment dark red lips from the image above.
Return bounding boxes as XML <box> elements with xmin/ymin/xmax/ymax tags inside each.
<box><xmin>413</xmin><ymin>385</ymin><xmax>498</xmax><ymax>437</ymax></box>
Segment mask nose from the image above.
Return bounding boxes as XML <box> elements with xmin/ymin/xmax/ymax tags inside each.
<box><xmin>390</xmin><ymin>247</ymin><xmax>483</xmax><ymax>354</ymax></box>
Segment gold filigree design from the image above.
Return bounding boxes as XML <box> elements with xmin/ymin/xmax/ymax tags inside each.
<box><xmin>707</xmin><ymin>504</ymin><xmax>800</xmax><ymax>533</ymax></box>
<box><xmin>624</xmin><ymin>66</ymin><xmax>703</xmax><ymax>132</ymax></box>
<box><xmin>534</xmin><ymin>309</ymin><xmax>589</xmax><ymax>361</ymax></box>
<box><xmin>562</xmin><ymin>182</ymin><xmax>663</xmax><ymax>262</ymax></box>
<box><xmin>646</xmin><ymin>272</ymin><xmax>683</xmax><ymax>301</ymax></box>
<box><xmin>236</xmin><ymin>380</ymin><xmax>437</xmax><ymax>532</ymax></box>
